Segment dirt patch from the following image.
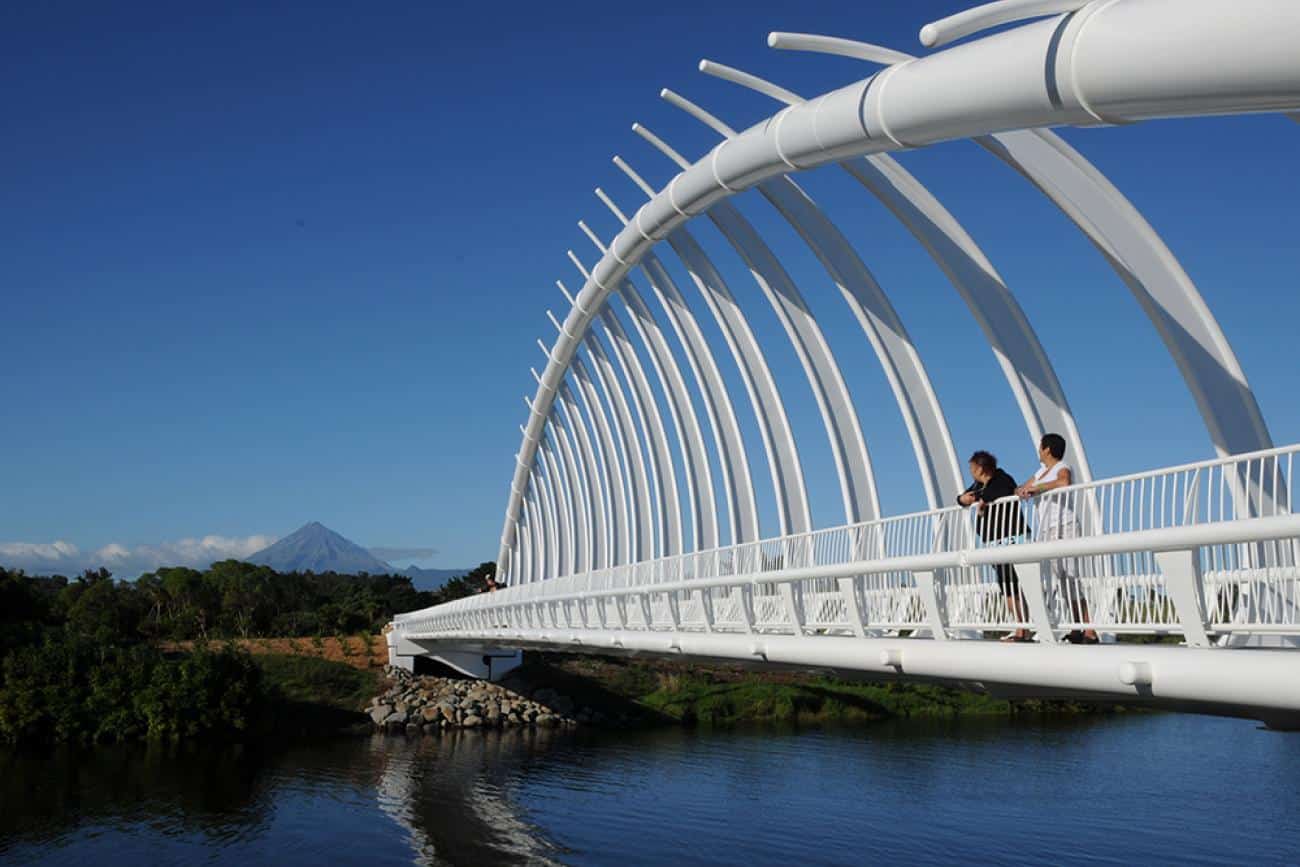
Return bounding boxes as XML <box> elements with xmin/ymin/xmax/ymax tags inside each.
<box><xmin>168</xmin><ymin>635</ymin><xmax>388</xmax><ymax>670</ymax></box>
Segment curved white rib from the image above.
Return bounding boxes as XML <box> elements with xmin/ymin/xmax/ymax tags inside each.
<box><xmin>582</xmin><ymin>334</ymin><xmax>655</xmax><ymax>562</ymax></box>
<box><xmin>557</xmin><ymin>381</ymin><xmax>609</xmax><ymax>569</ymax></box>
<box><xmin>773</xmin><ymin>30</ymin><xmax>1272</xmax><ymax>462</ymax></box>
<box><xmin>617</xmin><ymin>277</ymin><xmax>719</xmax><ymax>550</ymax></box>
<box><xmin>666</xmin><ymin>85</ymin><xmax>963</xmax><ymax>507</ymax></box>
<box><xmin>663</xmin><ymin>223</ymin><xmax>812</xmax><ymax>535</ymax></box>
<box><xmin>575</xmin><ymin>238</ymin><xmax>684</xmax><ymax>558</ymax></box>
<box><xmin>497</xmin><ymin>0</ymin><xmax>1300</xmax><ymax>576</ymax></box>
<box><xmin>691</xmin><ymin>61</ymin><xmax>1082</xmax><ymax>488</ymax></box>
<box><xmin>570</xmin><ymin>356</ymin><xmax>630</xmax><ymax>565</ymax></box>
<box><xmin>629</xmin><ymin>136</ymin><xmax>813</xmax><ymax>536</ymax></box>
<box><xmin>638</xmin><ymin>251</ymin><xmax>758</xmax><ymax>543</ymax></box>
<box><xmin>598</xmin><ymin>187</ymin><xmax>722</xmax><ymax>551</ymax></box>
<box><xmin>550</xmin><ymin>413</ymin><xmax>591</xmax><ymax>574</ymax></box>
<box><xmin>533</xmin><ymin>447</ymin><xmax>563</xmax><ymax>579</ymax></box>
<box><xmin>598</xmin><ymin>302</ymin><xmax>683</xmax><ymax>556</ymax></box>
<box><xmin>640</xmin><ymin>118</ymin><xmax>882</xmax><ymax>521</ymax></box>
<box><xmin>545</xmin><ymin>422</ymin><xmax>583</xmax><ymax>576</ymax></box>
<box><xmin>977</xmin><ymin>129</ymin><xmax>1273</xmax><ymax>458</ymax></box>
<box><xmin>536</xmin><ymin>435</ymin><xmax>570</xmax><ymax>576</ymax></box>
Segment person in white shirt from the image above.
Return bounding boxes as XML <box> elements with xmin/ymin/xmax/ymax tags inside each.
<box><xmin>1016</xmin><ymin>433</ymin><xmax>1098</xmax><ymax>644</ymax></box>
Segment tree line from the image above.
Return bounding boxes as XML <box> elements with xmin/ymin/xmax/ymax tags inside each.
<box><xmin>0</xmin><ymin>561</ymin><xmax>494</xmax><ymax>745</ymax></box>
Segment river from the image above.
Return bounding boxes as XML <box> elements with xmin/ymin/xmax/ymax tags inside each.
<box><xmin>3</xmin><ymin>713</ymin><xmax>1298</xmax><ymax>865</ymax></box>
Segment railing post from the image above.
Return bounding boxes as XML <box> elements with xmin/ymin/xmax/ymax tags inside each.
<box><xmin>780</xmin><ymin>581</ymin><xmax>804</xmax><ymax>635</ymax></box>
<box><xmin>838</xmin><ymin>576</ymin><xmax>867</xmax><ymax>638</ymax></box>
<box><xmin>913</xmin><ymin>570</ymin><xmax>948</xmax><ymax>640</ymax></box>
<box><xmin>698</xmin><ymin>588</ymin><xmax>715</xmax><ymax>632</ymax></box>
<box><xmin>666</xmin><ymin>590</ymin><xmax>681</xmax><ymax>630</ymax></box>
<box><xmin>734</xmin><ymin>585</ymin><xmax>755</xmax><ymax>634</ymax></box>
<box><xmin>638</xmin><ymin>591</ymin><xmax>655</xmax><ymax>629</ymax></box>
<box><xmin>1156</xmin><ymin>548</ymin><xmax>1211</xmax><ymax>647</ymax></box>
<box><xmin>1015</xmin><ymin>561</ymin><xmax>1059</xmax><ymax>644</ymax></box>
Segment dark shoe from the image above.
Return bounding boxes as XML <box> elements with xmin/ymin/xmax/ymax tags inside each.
<box><xmin>1081</xmin><ymin>633</ymin><xmax>1100</xmax><ymax>645</ymax></box>
<box><xmin>1062</xmin><ymin>630</ymin><xmax>1083</xmax><ymax>644</ymax></box>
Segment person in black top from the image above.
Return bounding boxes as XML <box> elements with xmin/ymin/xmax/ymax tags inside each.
<box><xmin>957</xmin><ymin>451</ymin><xmax>1030</xmax><ymax>641</ymax></box>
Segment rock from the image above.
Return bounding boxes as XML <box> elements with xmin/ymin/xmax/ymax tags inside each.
<box><xmin>538</xmin><ymin>714</ymin><xmax>558</xmax><ymax>727</ymax></box>
<box><xmin>421</xmin><ymin>707</ymin><xmax>440</xmax><ymax>722</ymax></box>
<box><xmin>463</xmin><ymin>714</ymin><xmax>483</xmax><ymax>728</ymax></box>
<box><xmin>383</xmin><ymin>711</ymin><xmax>408</xmax><ymax>726</ymax></box>
<box><xmin>370</xmin><ymin>704</ymin><xmax>394</xmax><ymax>725</ymax></box>
<box><xmin>405</xmin><ymin>723</ymin><xmax>421</xmax><ymax>735</ymax></box>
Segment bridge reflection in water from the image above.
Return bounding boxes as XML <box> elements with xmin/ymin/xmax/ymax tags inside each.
<box><xmin>395</xmin><ymin>1</ymin><xmax>1300</xmax><ymax>728</ymax></box>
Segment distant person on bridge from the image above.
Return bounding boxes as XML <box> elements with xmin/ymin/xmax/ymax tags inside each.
<box><xmin>958</xmin><ymin>451</ymin><xmax>1030</xmax><ymax>641</ymax></box>
<box><xmin>1017</xmin><ymin>433</ymin><xmax>1099</xmax><ymax>644</ymax></box>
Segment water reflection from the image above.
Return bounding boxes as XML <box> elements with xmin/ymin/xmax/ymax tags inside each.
<box><xmin>375</xmin><ymin>729</ymin><xmax>570</xmax><ymax>865</ymax></box>
<box><xmin>3</xmin><ymin>714</ymin><xmax>1300</xmax><ymax>866</ymax></box>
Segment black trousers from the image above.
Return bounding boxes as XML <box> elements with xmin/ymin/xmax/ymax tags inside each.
<box><xmin>995</xmin><ymin>562</ymin><xmax>1020</xmax><ymax>595</ymax></box>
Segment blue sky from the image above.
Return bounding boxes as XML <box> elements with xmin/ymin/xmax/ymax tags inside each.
<box><xmin>3</xmin><ymin>1</ymin><xmax>1297</xmax><ymax>577</ymax></box>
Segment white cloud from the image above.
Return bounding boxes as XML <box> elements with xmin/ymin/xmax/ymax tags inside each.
<box><xmin>0</xmin><ymin>540</ymin><xmax>82</xmax><ymax>563</ymax></box>
<box><xmin>0</xmin><ymin>534</ymin><xmax>278</xmax><ymax>579</ymax></box>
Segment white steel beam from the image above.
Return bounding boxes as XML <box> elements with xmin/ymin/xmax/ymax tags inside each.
<box><xmin>582</xmin><ymin>334</ymin><xmax>655</xmax><ymax>563</ymax></box>
<box><xmin>639</xmin><ymin>119</ymin><xmax>883</xmax><ymax>521</ymax></box>
<box><xmin>570</xmin><ymin>356</ymin><xmax>631</xmax><ymax>565</ymax></box>
<box><xmin>598</xmin><ymin>187</ymin><xmax>721</xmax><ymax>550</ymax></box>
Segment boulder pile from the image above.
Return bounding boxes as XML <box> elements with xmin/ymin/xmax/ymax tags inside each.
<box><xmin>366</xmin><ymin>667</ymin><xmax>603</xmax><ymax>734</ymax></box>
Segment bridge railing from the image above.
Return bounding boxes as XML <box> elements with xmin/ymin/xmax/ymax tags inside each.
<box><xmin>395</xmin><ymin>445</ymin><xmax>1300</xmax><ymax>643</ymax></box>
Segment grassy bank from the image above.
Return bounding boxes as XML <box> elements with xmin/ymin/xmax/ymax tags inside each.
<box><xmin>256</xmin><ymin>654</ymin><xmax>382</xmax><ymax>736</ymax></box>
<box><xmin>509</xmin><ymin>654</ymin><xmax>1125</xmax><ymax>727</ymax></box>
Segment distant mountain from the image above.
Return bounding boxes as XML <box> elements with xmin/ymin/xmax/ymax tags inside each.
<box><xmin>246</xmin><ymin>522</ymin><xmax>393</xmax><ymax>574</ymax></box>
<box><xmin>399</xmin><ymin>565</ymin><xmax>472</xmax><ymax>591</ymax></box>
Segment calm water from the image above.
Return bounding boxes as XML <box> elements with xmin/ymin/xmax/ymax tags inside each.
<box><xmin>3</xmin><ymin>713</ymin><xmax>1299</xmax><ymax>865</ymax></box>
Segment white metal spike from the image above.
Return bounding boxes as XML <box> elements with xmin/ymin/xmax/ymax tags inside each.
<box><xmin>566</xmin><ymin>249</ymin><xmax>591</xmax><ymax>280</ymax></box>
<box><xmin>594</xmin><ymin>188</ymin><xmax>630</xmax><ymax>225</ymax></box>
<box><xmin>546</xmin><ymin>309</ymin><xmax>564</xmax><ymax>333</ymax></box>
<box><xmin>660</xmin><ymin>88</ymin><xmax>737</xmax><ymax>137</ymax></box>
<box><xmin>698</xmin><ymin>59</ymin><xmax>802</xmax><ymax>106</ymax></box>
<box><xmin>612</xmin><ymin>155</ymin><xmax>656</xmax><ymax>199</ymax></box>
<box><xmin>767</xmin><ymin>31</ymin><xmax>914</xmax><ymax>65</ymax></box>
<box><xmin>556</xmin><ymin>279</ymin><xmax>576</xmax><ymax>306</ymax></box>
<box><xmin>536</xmin><ymin>338</ymin><xmax>552</xmax><ymax>359</ymax></box>
<box><xmin>530</xmin><ymin>367</ymin><xmax>543</xmax><ymax>384</ymax></box>
<box><xmin>577</xmin><ymin>220</ymin><xmax>608</xmax><ymax>253</ymax></box>
<box><xmin>919</xmin><ymin>0</ymin><xmax>1088</xmax><ymax>49</ymax></box>
<box><xmin>631</xmin><ymin>123</ymin><xmax>691</xmax><ymax>170</ymax></box>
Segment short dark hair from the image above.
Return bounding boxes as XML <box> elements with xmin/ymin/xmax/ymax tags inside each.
<box><xmin>1040</xmin><ymin>433</ymin><xmax>1066</xmax><ymax>460</ymax></box>
<box><xmin>969</xmin><ymin>450</ymin><xmax>997</xmax><ymax>472</ymax></box>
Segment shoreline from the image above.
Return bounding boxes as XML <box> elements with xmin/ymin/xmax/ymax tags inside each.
<box><xmin>360</xmin><ymin>651</ymin><xmax>1136</xmax><ymax>736</ymax></box>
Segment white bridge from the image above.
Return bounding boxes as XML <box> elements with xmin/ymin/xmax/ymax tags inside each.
<box><xmin>391</xmin><ymin>0</ymin><xmax>1300</xmax><ymax>727</ymax></box>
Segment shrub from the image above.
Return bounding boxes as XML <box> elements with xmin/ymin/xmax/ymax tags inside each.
<box><xmin>0</xmin><ymin>635</ymin><xmax>263</xmax><ymax>745</ymax></box>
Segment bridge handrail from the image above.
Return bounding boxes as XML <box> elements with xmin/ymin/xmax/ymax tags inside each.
<box><xmin>394</xmin><ymin>444</ymin><xmax>1299</xmax><ymax>632</ymax></box>
<box><xmin>399</xmin><ymin>513</ymin><xmax>1300</xmax><ymax>622</ymax></box>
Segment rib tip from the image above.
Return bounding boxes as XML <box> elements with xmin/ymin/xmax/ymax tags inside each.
<box><xmin>697</xmin><ymin>59</ymin><xmax>711</xmax><ymax>72</ymax></box>
<box><xmin>766</xmin><ymin>32</ymin><xmax>780</xmax><ymax>48</ymax></box>
<box><xmin>631</xmin><ymin>121</ymin><xmax>643</xmax><ymax>132</ymax></box>
<box><xmin>918</xmin><ymin>23</ymin><xmax>938</xmax><ymax>48</ymax></box>
<box><xmin>658</xmin><ymin>87</ymin><xmax>671</xmax><ymax>99</ymax></box>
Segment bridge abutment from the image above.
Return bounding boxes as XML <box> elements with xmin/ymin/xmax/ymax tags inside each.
<box><xmin>387</xmin><ymin>632</ymin><xmax>522</xmax><ymax>681</ymax></box>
